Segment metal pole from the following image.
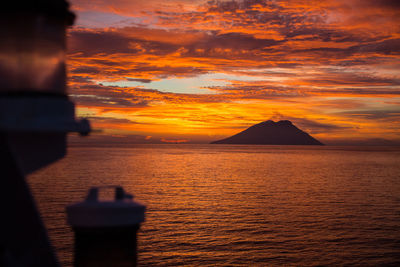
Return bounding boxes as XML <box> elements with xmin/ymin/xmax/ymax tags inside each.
<box><xmin>0</xmin><ymin>133</ymin><xmax>59</xmax><ymax>266</ymax></box>
<box><xmin>73</xmin><ymin>225</ymin><xmax>140</xmax><ymax>267</ymax></box>
<box><xmin>67</xmin><ymin>186</ymin><xmax>145</xmax><ymax>267</ymax></box>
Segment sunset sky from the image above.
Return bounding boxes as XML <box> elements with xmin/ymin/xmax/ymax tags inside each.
<box><xmin>67</xmin><ymin>0</ymin><xmax>400</xmax><ymax>144</ymax></box>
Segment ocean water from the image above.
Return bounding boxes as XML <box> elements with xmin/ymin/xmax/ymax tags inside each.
<box><xmin>28</xmin><ymin>144</ymin><xmax>400</xmax><ymax>266</ymax></box>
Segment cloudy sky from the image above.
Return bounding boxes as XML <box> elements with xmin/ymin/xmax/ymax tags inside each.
<box><xmin>67</xmin><ymin>0</ymin><xmax>400</xmax><ymax>144</ymax></box>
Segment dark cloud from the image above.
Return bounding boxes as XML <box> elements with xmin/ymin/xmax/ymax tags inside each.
<box><xmin>206</xmin><ymin>84</ymin><xmax>304</xmax><ymax>99</ymax></box>
<box><xmin>130</xmin><ymin>65</ymin><xmax>207</xmax><ymax>78</ymax></box>
<box><xmin>71</xmin><ymin>66</ymin><xmax>99</xmax><ymax>74</ymax></box>
<box><xmin>69</xmin><ymin>30</ymin><xmax>138</xmax><ymax>55</ymax></box>
<box><xmin>70</xmin><ymin>93</ymin><xmax>150</xmax><ymax>108</ymax></box>
<box><xmin>126</xmin><ymin>78</ymin><xmax>152</xmax><ymax>83</ymax></box>
<box><xmin>91</xmin><ymin>60</ymin><xmax>122</xmax><ymax>66</ymax></box>
<box><xmin>84</xmin><ymin>116</ymin><xmax>137</xmax><ymax>124</ymax></box>
<box><xmin>69</xmin><ymin>29</ymin><xmax>180</xmax><ymax>57</ymax></box>
<box><xmin>314</xmin><ymin>87</ymin><xmax>400</xmax><ymax>96</ymax></box>
<box><xmin>69</xmin><ymin>75</ymin><xmax>92</xmax><ymax>83</ymax></box>
<box><xmin>291</xmin><ymin>38</ymin><xmax>400</xmax><ymax>60</ymax></box>
<box><xmin>70</xmin><ymin>83</ymin><xmax>151</xmax><ymax>108</ymax></box>
<box><xmin>193</xmin><ymin>32</ymin><xmax>281</xmax><ymax>52</ymax></box>
<box><xmin>357</xmin><ymin>38</ymin><xmax>400</xmax><ymax>55</ymax></box>
<box><xmin>338</xmin><ymin>110</ymin><xmax>400</xmax><ymax>120</ymax></box>
<box><xmin>302</xmin><ymin>75</ymin><xmax>400</xmax><ymax>86</ymax></box>
<box><xmin>364</xmin><ymin>0</ymin><xmax>400</xmax><ymax>9</ymax></box>
<box><xmin>270</xmin><ymin>114</ymin><xmax>353</xmax><ymax>134</ymax></box>
<box><xmin>69</xmin><ymin>27</ymin><xmax>282</xmax><ymax>60</ymax></box>
<box><xmin>294</xmin><ymin>119</ymin><xmax>353</xmax><ymax>134</ymax></box>
<box><xmin>207</xmin><ymin>82</ymin><xmax>400</xmax><ymax>99</ymax></box>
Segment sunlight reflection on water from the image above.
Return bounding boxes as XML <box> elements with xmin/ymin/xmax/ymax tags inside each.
<box><xmin>29</xmin><ymin>145</ymin><xmax>400</xmax><ymax>266</ymax></box>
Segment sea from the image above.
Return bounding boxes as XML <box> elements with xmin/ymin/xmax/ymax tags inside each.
<box><xmin>28</xmin><ymin>144</ymin><xmax>400</xmax><ymax>266</ymax></box>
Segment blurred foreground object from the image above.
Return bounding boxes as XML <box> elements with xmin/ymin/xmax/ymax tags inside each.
<box><xmin>0</xmin><ymin>0</ymin><xmax>89</xmax><ymax>174</ymax></box>
<box><xmin>0</xmin><ymin>1</ymin><xmax>90</xmax><ymax>266</ymax></box>
<box><xmin>67</xmin><ymin>186</ymin><xmax>146</xmax><ymax>267</ymax></box>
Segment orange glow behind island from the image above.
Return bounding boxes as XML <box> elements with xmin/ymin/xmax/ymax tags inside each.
<box><xmin>67</xmin><ymin>0</ymin><xmax>400</xmax><ymax>144</ymax></box>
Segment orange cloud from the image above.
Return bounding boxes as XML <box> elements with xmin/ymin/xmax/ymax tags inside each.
<box><xmin>67</xmin><ymin>0</ymin><xmax>400</xmax><ymax>144</ymax></box>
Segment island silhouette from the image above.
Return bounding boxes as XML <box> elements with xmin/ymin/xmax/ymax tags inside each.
<box><xmin>211</xmin><ymin>120</ymin><xmax>324</xmax><ymax>145</ymax></box>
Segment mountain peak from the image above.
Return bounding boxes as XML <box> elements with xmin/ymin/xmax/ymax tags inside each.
<box><xmin>258</xmin><ymin>120</ymin><xmax>292</xmax><ymax>126</ymax></box>
<box><xmin>211</xmin><ymin>120</ymin><xmax>323</xmax><ymax>145</ymax></box>
<box><xmin>276</xmin><ymin>120</ymin><xmax>292</xmax><ymax>125</ymax></box>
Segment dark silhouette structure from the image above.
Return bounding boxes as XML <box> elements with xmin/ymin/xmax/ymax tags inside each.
<box><xmin>211</xmin><ymin>120</ymin><xmax>324</xmax><ymax>145</ymax></box>
<box><xmin>67</xmin><ymin>186</ymin><xmax>145</xmax><ymax>267</ymax></box>
<box><xmin>0</xmin><ymin>1</ymin><xmax>88</xmax><ymax>266</ymax></box>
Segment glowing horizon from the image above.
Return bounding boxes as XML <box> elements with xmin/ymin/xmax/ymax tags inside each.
<box><xmin>68</xmin><ymin>0</ymin><xmax>400</xmax><ymax>144</ymax></box>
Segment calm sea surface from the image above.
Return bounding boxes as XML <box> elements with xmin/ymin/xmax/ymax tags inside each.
<box><xmin>29</xmin><ymin>144</ymin><xmax>400</xmax><ymax>266</ymax></box>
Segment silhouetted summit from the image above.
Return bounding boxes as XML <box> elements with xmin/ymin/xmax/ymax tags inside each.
<box><xmin>211</xmin><ymin>120</ymin><xmax>324</xmax><ymax>145</ymax></box>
